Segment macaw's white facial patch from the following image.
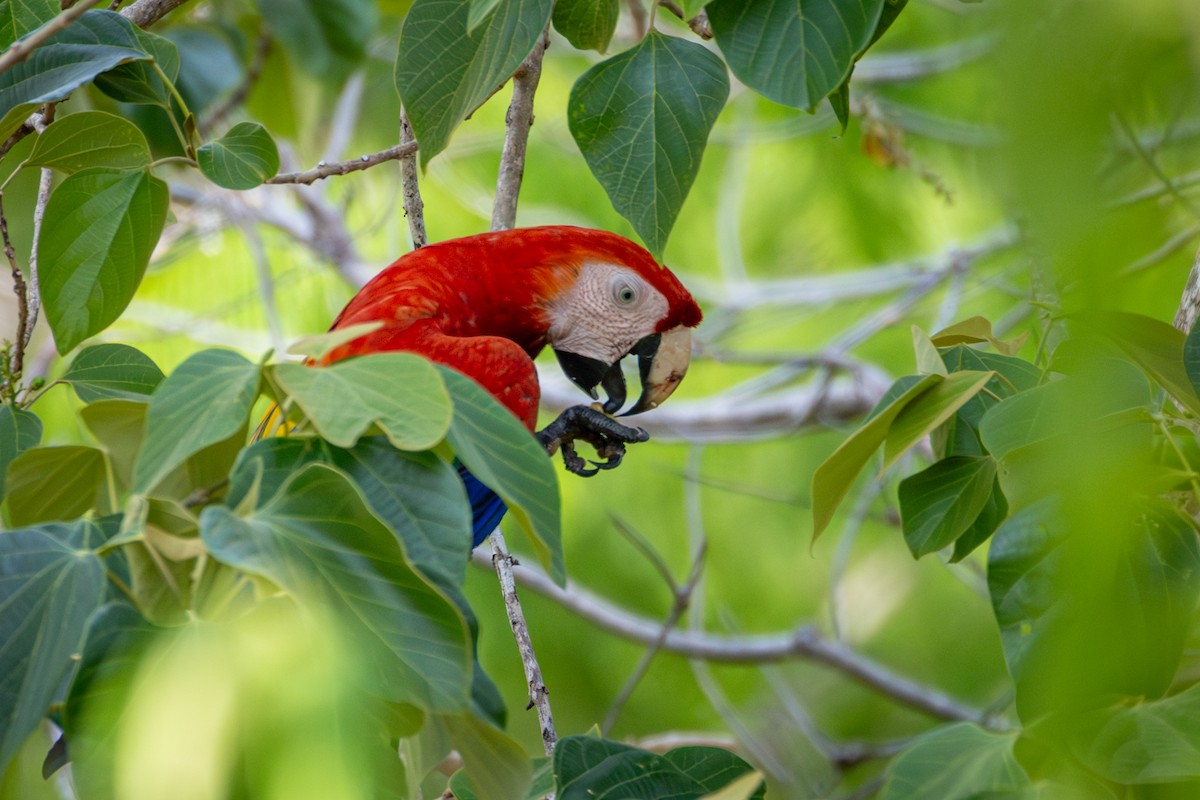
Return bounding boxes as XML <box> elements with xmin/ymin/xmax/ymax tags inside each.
<box><xmin>545</xmin><ymin>262</ymin><xmax>669</xmax><ymax>365</ymax></box>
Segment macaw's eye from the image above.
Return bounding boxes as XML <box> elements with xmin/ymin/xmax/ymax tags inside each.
<box><xmin>614</xmin><ymin>283</ymin><xmax>637</xmax><ymax>306</ymax></box>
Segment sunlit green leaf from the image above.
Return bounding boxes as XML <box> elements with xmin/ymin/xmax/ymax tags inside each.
<box><xmin>395</xmin><ymin>0</ymin><xmax>553</xmax><ymax>166</ymax></box>
<box><xmin>707</xmin><ymin>0</ymin><xmax>884</xmax><ymax>110</ymax></box>
<box><xmin>0</xmin><ymin>523</ymin><xmax>106</xmax><ymax>777</ymax></box>
<box><xmin>269</xmin><ymin>354</ymin><xmax>452</xmax><ymax>450</ymax></box>
<box><xmin>197</xmin><ymin>122</ymin><xmax>280</xmax><ymax>189</ymax></box>
<box><xmin>38</xmin><ymin>168</ymin><xmax>169</xmax><ymax>354</ymax></box>
<box><xmin>200</xmin><ymin>463</ymin><xmax>472</xmax><ymax>711</ymax></box>
<box><xmin>899</xmin><ymin>455</ymin><xmax>997</xmax><ymax>558</ymax></box>
<box><xmin>881</xmin><ymin>370</ymin><xmax>993</xmax><ymax>471</ymax></box>
<box><xmin>5</xmin><ymin>445</ymin><xmax>107</xmax><ymax>526</ymax></box>
<box><xmin>878</xmin><ymin>723</ymin><xmax>1029</xmax><ymax>800</ymax></box>
<box><xmin>568</xmin><ymin>31</ymin><xmax>729</xmax><ymax>258</ymax></box>
<box><xmin>0</xmin><ymin>405</ymin><xmax>41</xmax><ymax>500</ymax></box>
<box><xmin>552</xmin><ymin>0</ymin><xmax>619</xmax><ymax>52</ymax></box>
<box><xmin>133</xmin><ymin>349</ymin><xmax>261</xmax><ymax>493</ymax></box>
<box><xmin>61</xmin><ymin>343</ymin><xmax>164</xmax><ymax>403</ymax></box>
<box><xmin>811</xmin><ymin>373</ymin><xmax>941</xmax><ymax>540</ymax></box>
<box><xmin>27</xmin><ymin>111</ymin><xmax>151</xmax><ymax>173</ymax></box>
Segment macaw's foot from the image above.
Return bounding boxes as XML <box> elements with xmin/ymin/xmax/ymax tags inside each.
<box><xmin>536</xmin><ymin>405</ymin><xmax>650</xmax><ymax>477</ymax></box>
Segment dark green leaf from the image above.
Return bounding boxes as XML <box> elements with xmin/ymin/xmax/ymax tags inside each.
<box><xmin>61</xmin><ymin>343</ymin><xmax>164</xmax><ymax>402</ymax></box>
<box><xmin>878</xmin><ymin>723</ymin><xmax>1029</xmax><ymax>800</ymax></box>
<box><xmin>829</xmin><ymin>73</ymin><xmax>851</xmax><ymax>133</ymax></box>
<box><xmin>254</xmin><ymin>0</ymin><xmax>376</xmax><ymax>78</ymax></box>
<box><xmin>5</xmin><ymin>445</ymin><xmax>107</xmax><ymax>526</ymax></box>
<box><xmin>133</xmin><ymin>349</ymin><xmax>261</xmax><ymax>494</ymax></box>
<box><xmin>899</xmin><ymin>456</ymin><xmax>997</xmax><ymax>558</ymax></box>
<box><xmin>38</xmin><ymin>168</ymin><xmax>168</xmax><ymax>354</ymax></box>
<box><xmin>0</xmin><ymin>0</ymin><xmax>57</xmax><ymax>50</ymax></box>
<box><xmin>708</xmin><ymin>0</ymin><xmax>885</xmax><ymax>110</ymax></box>
<box><xmin>1076</xmin><ymin>682</ymin><xmax>1200</xmax><ymax>783</ymax></box>
<box><xmin>0</xmin><ymin>10</ymin><xmax>150</xmax><ymax>141</ymax></box>
<box><xmin>568</xmin><ymin>31</ymin><xmax>729</xmax><ymax>258</ymax></box>
<box><xmin>93</xmin><ymin>27</ymin><xmax>180</xmax><ymax>106</ymax></box>
<box><xmin>811</xmin><ymin>373</ymin><xmax>941</xmax><ymax>540</ymax></box>
<box><xmin>438</xmin><ymin>367</ymin><xmax>563</xmax><ymax>584</ymax></box>
<box><xmin>269</xmin><ymin>354</ymin><xmax>452</xmax><ymax>450</ymax></box>
<box><xmin>0</xmin><ymin>405</ymin><xmax>41</xmax><ymax>500</ymax></box>
<box><xmin>395</xmin><ymin>0</ymin><xmax>553</xmax><ymax>166</ymax></box>
<box><xmin>552</xmin><ymin>0</ymin><xmax>619</xmax><ymax>52</ymax></box>
<box><xmin>0</xmin><ymin>523</ymin><xmax>106</xmax><ymax>776</ymax></box>
<box><xmin>949</xmin><ymin>477</ymin><xmax>1007</xmax><ymax>562</ymax></box>
<box><xmin>197</xmin><ymin>122</ymin><xmax>280</xmax><ymax>189</ymax></box>
<box><xmin>27</xmin><ymin>111</ymin><xmax>151</xmax><ymax>173</ymax></box>
<box><xmin>200</xmin><ymin>463</ymin><xmax>471</xmax><ymax>711</ymax></box>
<box><xmin>1184</xmin><ymin>315</ymin><xmax>1200</xmax><ymax>404</ymax></box>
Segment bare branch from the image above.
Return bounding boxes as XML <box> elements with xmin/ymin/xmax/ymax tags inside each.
<box><xmin>119</xmin><ymin>0</ymin><xmax>192</xmax><ymax>28</ymax></box>
<box><xmin>627</xmin><ymin>0</ymin><xmax>649</xmax><ymax>38</ymax></box>
<box><xmin>0</xmin><ymin>0</ymin><xmax>106</xmax><ymax>74</ymax></box>
<box><xmin>469</xmin><ymin>549</ymin><xmax>1007</xmax><ymax>729</ymax></box>
<box><xmin>489</xmin><ymin>530</ymin><xmax>557</xmax><ymax>756</ymax></box>
<box><xmin>1175</xmin><ymin>244</ymin><xmax>1200</xmax><ymax>334</ymax></box>
<box><xmin>399</xmin><ymin>108</ymin><xmax>427</xmax><ymax>248</ymax></box>
<box><xmin>266</xmin><ymin>142</ymin><xmax>419</xmax><ymax>186</ymax></box>
<box><xmin>491</xmin><ymin>25</ymin><xmax>550</xmax><ymax>231</ymax></box>
<box><xmin>659</xmin><ymin>2</ymin><xmax>712</xmax><ymax>39</ymax></box>
<box><xmin>0</xmin><ymin>192</ymin><xmax>27</xmax><ymax>383</ymax></box>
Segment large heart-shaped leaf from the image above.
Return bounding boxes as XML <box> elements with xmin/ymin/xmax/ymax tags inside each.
<box><xmin>197</xmin><ymin>121</ymin><xmax>280</xmax><ymax>189</ymax></box>
<box><xmin>395</xmin><ymin>0</ymin><xmax>553</xmax><ymax>166</ymax></box>
<box><xmin>5</xmin><ymin>445</ymin><xmax>107</xmax><ymax>526</ymax></box>
<box><xmin>200</xmin><ymin>463</ymin><xmax>472</xmax><ymax>711</ymax></box>
<box><xmin>568</xmin><ymin>31</ymin><xmax>729</xmax><ymax>259</ymax></box>
<box><xmin>38</xmin><ymin>167</ymin><xmax>168</xmax><ymax>354</ymax></box>
<box><xmin>60</xmin><ymin>343</ymin><xmax>164</xmax><ymax>402</ymax></box>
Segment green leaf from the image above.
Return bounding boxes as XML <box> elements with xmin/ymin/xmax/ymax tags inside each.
<box><xmin>0</xmin><ymin>405</ymin><xmax>41</xmax><ymax>500</ymax></box>
<box><xmin>568</xmin><ymin>31</ymin><xmax>729</xmax><ymax>259</ymax></box>
<box><xmin>1080</xmin><ymin>310</ymin><xmax>1200</xmax><ymax>417</ymax></box>
<box><xmin>167</xmin><ymin>25</ymin><xmax>241</xmax><ymax>114</ymax></box>
<box><xmin>878</xmin><ymin>723</ymin><xmax>1029</xmax><ymax>800</ymax></box>
<box><xmin>0</xmin><ymin>0</ymin><xmax>57</xmax><ymax>50</ymax></box>
<box><xmin>395</xmin><ymin>0</ymin><xmax>553</xmax><ymax>166</ymax></box>
<box><xmin>451</xmin><ymin>757</ymin><xmax>554</xmax><ymax>800</ymax></box>
<box><xmin>27</xmin><ymin>111</ymin><xmax>151</xmax><ymax>173</ymax></box>
<box><xmin>949</xmin><ymin>477</ymin><xmax>1007</xmax><ymax>563</ymax></box>
<box><xmin>61</xmin><ymin>343</ymin><xmax>164</xmax><ymax>402</ymax></box>
<box><xmin>707</xmin><ymin>0</ymin><xmax>885</xmax><ymax>110</ymax></box>
<box><xmin>437</xmin><ymin>366</ymin><xmax>563</xmax><ymax>584</ymax></box>
<box><xmin>934</xmin><ymin>346</ymin><xmax>1040</xmax><ymax>458</ymax></box>
<box><xmin>133</xmin><ymin>349</ymin><xmax>261</xmax><ymax>494</ymax></box>
<box><xmin>200</xmin><ymin>463</ymin><xmax>472</xmax><ymax>711</ymax></box>
<box><xmin>828</xmin><ymin>73</ymin><xmax>851</xmax><ymax>133</ymax></box>
<box><xmin>554</xmin><ymin>737</ymin><xmax>764</xmax><ymax>800</ymax></box>
<box><xmin>810</xmin><ymin>373</ymin><xmax>941</xmax><ymax>540</ymax></box>
<box><xmin>552</xmin><ymin>0</ymin><xmax>619</xmax><ymax>52</ymax></box>
<box><xmin>38</xmin><ymin>168</ymin><xmax>168</xmax><ymax>355</ymax></box>
<box><xmin>93</xmin><ymin>27</ymin><xmax>180</xmax><ymax>106</ymax></box>
<box><xmin>269</xmin><ymin>354</ymin><xmax>452</xmax><ymax>450</ymax></box>
<box><xmin>80</xmin><ymin>399</ymin><xmax>146</xmax><ymax>491</ymax></box>
<box><xmin>467</xmin><ymin>0</ymin><xmax>504</xmax><ymax>31</ymax></box>
<box><xmin>445</xmin><ymin>713</ymin><xmax>534</xmax><ymax>800</ymax></box>
<box><xmin>5</xmin><ymin>445</ymin><xmax>107</xmax><ymax>526</ymax></box>
<box><xmin>881</xmin><ymin>370</ymin><xmax>994</xmax><ymax>471</ymax></box>
<box><xmin>1076</xmin><ymin>682</ymin><xmax>1200</xmax><ymax>784</ymax></box>
<box><xmin>196</xmin><ymin>122</ymin><xmax>280</xmax><ymax>190</ymax></box>
<box><xmin>899</xmin><ymin>456</ymin><xmax>997</xmax><ymax>558</ymax></box>
<box><xmin>931</xmin><ymin>315</ymin><xmax>1027</xmax><ymax>356</ymax></box>
<box><xmin>253</xmin><ymin>0</ymin><xmax>376</xmax><ymax>78</ymax></box>
<box><xmin>0</xmin><ymin>10</ymin><xmax>151</xmax><ymax>141</ymax></box>
<box><xmin>679</xmin><ymin>0</ymin><xmax>708</xmax><ymax>17</ymax></box>
<box><xmin>0</xmin><ymin>523</ymin><xmax>106</xmax><ymax>777</ymax></box>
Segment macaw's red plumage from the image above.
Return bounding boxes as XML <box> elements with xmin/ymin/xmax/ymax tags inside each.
<box><xmin>323</xmin><ymin>226</ymin><xmax>702</xmax><ymax>430</ymax></box>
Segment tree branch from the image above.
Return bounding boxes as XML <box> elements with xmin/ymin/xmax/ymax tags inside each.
<box><xmin>0</xmin><ymin>0</ymin><xmax>106</xmax><ymax>74</ymax></box>
<box><xmin>490</xmin><ymin>25</ymin><xmax>550</xmax><ymax>232</ymax></box>
<box><xmin>659</xmin><ymin>2</ymin><xmax>711</xmax><ymax>39</ymax></box>
<box><xmin>119</xmin><ymin>0</ymin><xmax>192</xmax><ymax>28</ymax></box>
<box><xmin>266</xmin><ymin>142</ymin><xmax>418</xmax><ymax>186</ymax></box>
<box><xmin>399</xmin><ymin>107</ymin><xmax>427</xmax><ymax>248</ymax></box>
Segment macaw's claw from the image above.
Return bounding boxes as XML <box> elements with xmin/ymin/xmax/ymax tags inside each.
<box><xmin>536</xmin><ymin>405</ymin><xmax>649</xmax><ymax>477</ymax></box>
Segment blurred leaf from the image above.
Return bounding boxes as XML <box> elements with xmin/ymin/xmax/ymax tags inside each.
<box><xmin>396</xmin><ymin>0</ymin><xmax>552</xmax><ymax>166</ymax></box>
<box><xmin>554</xmin><ymin>737</ymin><xmax>764</xmax><ymax>799</ymax></box>
<box><xmin>38</xmin><ymin>168</ymin><xmax>169</xmax><ymax>354</ymax></box>
<box><xmin>1075</xmin><ymin>682</ymin><xmax>1200</xmax><ymax>783</ymax></box>
<box><xmin>931</xmin><ymin>316</ymin><xmax>1027</xmax><ymax>356</ymax></box>
<box><xmin>698</xmin><ymin>771</ymin><xmax>765</xmax><ymax>800</ymax></box>
<box><xmin>93</xmin><ymin>27</ymin><xmax>179</xmax><ymax>106</ymax></box>
<box><xmin>445</xmin><ymin>713</ymin><xmax>533</xmax><ymax>800</ymax></box>
<box><xmin>451</xmin><ymin>757</ymin><xmax>554</xmax><ymax>800</ymax></box>
<box><xmin>437</xmin><ymin>366</ymin><xmax>563</xmax><ymax>584</ymax></box>
<box><xmin>133</xmin><ymin>349</ymin><xmax>261</xmax><ymax>494</ymax></box>
<box><xmin>269</xmin><ymin>354</ymin><xmax>451</xmax><ymax>450</ymax></box>
<box><xmin>912</xmin><ymin>326</ymin><xmax>949</xmax><ymax>376</ymax></box>
<box><xmin>0</xmin><ymin>523</ymin><xmax>106</xmax><ymax>778</ymax></box>
<box><xmin>197</xmin><ymin>121</ymin><xmax>280</xmax><ymax>189</ymax></box>
<box><xmin>0</xmin><ymin>406</ymin><xmax>41</xmax><ymax>501</ymax></box>
<box><xmin>707</xmin><ymin>0</ymin><xmax>883</xmax><ymax>110</ymax></box>
<box><xmin>254</xmin><ymin>0</ymin><xmax>376</xmax><ymax>77</ymax></box>
<box><xmin>6</xmin><ymin>445</ymin><xmax>106</xmax><ymax>526</ymax></box>
<box><xmin>80</xmin><ymin>399</ymin><xmax>146</xmax><ymax>490</ymax></box>
<box><xmin>27</xmin><ymin>111</ymin><xmax>151</xmax><ymax>173</ymax></box>
<box><xmin>899</xmin><ymin>455</ymin><xmax>997</xmax><ymax>558</ymax></box>
<box><xmin>285</xmin><ymin>320</ymin><xmax>383</xmax><ymax>360</ymax></box>
<box><xmin>949</xmin><ymin>477</ymin><xmax>1007</xmax><ymax>563</ymax></box>
<box><xmin>552</xmin><ymin>0</ymin><xmax>619</xmax><ymax>52</ymax></box>
<box><xmin>827</xmin><ymin>0</ymin><xmax>908</xmax><ymax>132</ymax></box>
<box><xmin>0</xmin><ymin>0</ymin><xmax>57</xmax><ymax>49</ymax></box>
<box><xmin>882</xmin><ymin>371</ymin><xmax>994</xmax><ymax>471</ymax></box>
<box><xmin>201</xmin><ymin>464</ymin><xmax>471</xmax><ymax>710</ymax></box>
<box><xmin>1079</xmin><ymin>311</ymin><xmax>1200</xmax><ymax>417</ymax></box>
<box><xmin>878</xmin><ymin>723</ymin><xmax>1029</xmax><ymax>799</ymax></box>
<box><xmin>811</xmin><ymin>373</ymin><xmax>941</xmax><ymax>540</ymax></box>
<box><xmin>0</xmin><ymin>10</ymin><xmax>149</xmax><ymax>141</ymax></box>
<box><xmin>1184</xmin><ymin>316</ymin><xmax>1200</xmax><ymax>403</ymax></box>
<box><xmin>568</xmin><ymin>31</ymin><xmax>729</xmax><ymax>259</ymax></box>
<box><xmin>61</xmin><ymin>343</ymin><xmax>164</xmax><ymax>403</ymax></box>
<box><xmin>165</xmin><ymin>25</ymin><xmax>241</xmax><ymax>114</ymax></box>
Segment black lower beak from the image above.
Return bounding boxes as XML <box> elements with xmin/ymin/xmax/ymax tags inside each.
<box><xmin>554</xmin><ymin>350</ymin><xmax>609</xmax><ymax>401</ymax></box>
<box><xmin>554</xmin><ymin>327</ymin><xmax>692</xmax><ymax>416</ymax></box>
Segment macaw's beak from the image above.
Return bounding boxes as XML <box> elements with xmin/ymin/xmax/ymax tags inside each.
<box><xmin>553</xmin><ymin>326</ymin><xmax>693</xmax><ymax>416</ymax></box>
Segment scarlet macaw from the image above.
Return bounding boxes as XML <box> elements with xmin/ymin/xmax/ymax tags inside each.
<box><xmin>317</xmin><ymin>225</ymin><xmax>703</xmax><ymax>545</ymax></box>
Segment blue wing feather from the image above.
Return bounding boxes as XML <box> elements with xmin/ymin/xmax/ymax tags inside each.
<box><xmin>458</xmin><ymin>464</ymin><xmax>508</xmax><ymax>547</ymax></box>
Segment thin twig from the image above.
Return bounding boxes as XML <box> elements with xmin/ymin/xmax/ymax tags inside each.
<box><xmin>399</xmin><ymin>107</ymin><xmax>427</xmax><ymax>248</ymax></box>
<box><xmin>0</xmin><ymin>191</ymin><xmax>27</xmax><ymax>385</ymax></box>
<box><xmin>491</xmin><ymin>25</ymin><xmax>550</xmax><ymax>232</ymax></box>
<box><xmin>266</xmin><ymin>142</ymin><xmax>419</xmax><ymax>186</ymax></box>
<box><xmin>0</xmin><ymin>0</ymin><xmax>106</xmax><ymax>74</ymax></box>
<box><xmin>25</xmin><ymin>104</ymin><xmax>56</xmax><ymax>359</ymax></box>
<box><xmin>489</xmin><ymin>530</ymin><xmax>557</xmax><ymax>756</ymax></box>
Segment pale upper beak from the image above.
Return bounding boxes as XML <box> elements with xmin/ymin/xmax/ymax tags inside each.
<box><xmin>553</xmin><ymin>325</ymin><xmax>693</xmax><ymax>416</ymax></box>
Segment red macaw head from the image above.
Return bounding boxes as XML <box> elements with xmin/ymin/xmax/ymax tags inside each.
<box><xmin>528</xmin><ymin>227</ymin><xmax>703</xmax><ymax>416</ymax></box>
